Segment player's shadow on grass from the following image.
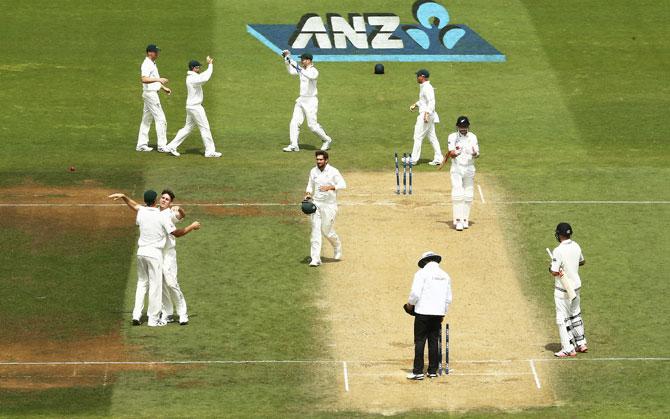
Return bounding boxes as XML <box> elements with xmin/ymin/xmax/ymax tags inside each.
<box><xmin>300</xmin><ymin>143</ymin><xmax>317</xmax><ymax>151</ymax></box>
<box><xmin>545</xmin><ymin>343</ymin><xmax>562</xmax><ymax>352</ymax></box>
<box><xmin>181</xmin><ymin>148</ymin><xmax>205</xmax><ymax>155</ymax></box>
<box><xmin>436</xmin><ymin>220</ymin><xmax>476</xmax><ymax>230</ymax></box>
<box><xmin>300</xmin><ymin>256</ymin><xmax>341</xmax><ymax>264</ymax></box>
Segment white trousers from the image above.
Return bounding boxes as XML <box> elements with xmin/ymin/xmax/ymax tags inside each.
<box><xmin>450</xmin><ymin>164</ymin><xmax>475</xmax><ymax>223</ymax></box>
<box><xmin>555</xmin><ymin>291</ymin><xmax>587</xmax><ymax>352</ymax></box>
<box><xmin>133</xmin><ymin>255</ymin><xmax>163</xmax><ymax>324</ymax></box>
<box><xmin>411</xmin><ymin>115</ymin><xmax>442</xmax><ymax>164</ymax></box>
<box><xmin>310</xmin><ymin>203</ymin><xmax>340</xmax><ymax>264</ymax></box>
<box><xmin>167</xmin><ymin>105</ymin><xmax>217</xmax><ymax>155</ymax></box>
<box><xmin>161</xmin><ymin>248</ymin><xmax>188</xmax><ymax>321</ymax></box>
<box><xmin>137</xmin><ymin>91</ymin><xmax>167</xmax><ymax>149</ymax></box>
<box><xmin>289</xmin><ymin>96</ymin><xmax>332</xmax><ymax>148</ymax></box>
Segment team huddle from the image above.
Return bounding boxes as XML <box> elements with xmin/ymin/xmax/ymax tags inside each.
<box><xmin>123</xmin><ymin>43</ymin><xmax>588</xmax><ymax>364</ymax></box>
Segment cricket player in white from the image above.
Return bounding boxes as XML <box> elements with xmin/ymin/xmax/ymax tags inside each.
<box><xmin>157</xmin><ymin>190</ymin><xmax>190</xmax><ymax>325</ymax></box>
<box><xmin>441</xmin><ymin>116</ymin><xmax>479</xmax><ymax>231</ymax></box>
<box><xmin>407</xmin><ymin>69</ymin><xmax>443</xmax><ymax>166</ymax></box>
<box><xmin>166</xmin><ymin>56</ymin><xmax>222</xmax><ymax>158</ymax></box>
<box><xmin>281</xmin><ymin>50</ymin><xmax>333</xmax><ymax>152</ymax></box>
<box><xmin>304</xmin><ymin>151</ymin><xmax>345</xmax><ymax>267</ymax></box>
<box><xmin>136</xmin><ymin>44</ymin><xmax>171</xmax><ymax>152</ymax></box>
<box><xmin>108</xmin><ymin>190</ymin><xmax>200</xmax><ymax>327</ymax></box>
<box><xmin>550</xmin><ymin>222</ymin><xmax>588</xmax><ymax>357</ymax></box>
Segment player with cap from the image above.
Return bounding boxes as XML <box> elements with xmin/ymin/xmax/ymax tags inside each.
<box><xmin>136</xmin><ymin>44</ymin><xmax>171</xmax><ymax>153</ymax></box>
<box><xmin>441</xmin><ymin>116</ymin><xmax>480</xmax><ymax>231</ymax></box>
<box><xmin>405</xmin><ymin>251</ymin><xmax>452</xmax><ymax>380</ymax></box>
<box><xmin>165</xmin><ymin>56</ymin><xmax>222</xmax><ymax>158</ymax></box>
<box><xmin>549</xmin><ymin>222</ymin><xmax>588</xmax><ymax>357</ymax></box>
<box><xmin>108</xmin><ymin>190</ymin><xmax>201</xmax><ymax>327</ymax></box>
<box><xmin>406</xmin><ymin>69</ymin><xmax>443</xmax><ymax>166</ymax></box>
<box><xmin>280</xmin><ymin>51</ymin><xmax>333</xmax><ymax>152</ymax></box>
<box><xmin>304</xmin><ymin>150</ymin><xmax>346</xmax><ymax>267</ymax></box>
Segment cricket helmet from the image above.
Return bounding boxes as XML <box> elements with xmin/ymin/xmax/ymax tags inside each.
<box><xmin>301</xmin><ymin>199</ymin><xmax>317</xmax><ymax>215</ymax></box>
<box><xmin>456</xmin><ymin>116</ymin><xmax>470</xmax><ymax>127</ymax></box>
<box><xmin>555</xmin><ymin>222</ymin><xmax>573</xmax><ymax>241</ymax></box>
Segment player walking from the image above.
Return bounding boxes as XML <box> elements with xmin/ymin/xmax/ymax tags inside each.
<box><xmin>441</xmin><ymin>116</ymin><xmax>479</xmax><ymax>231</ymax></box>
<box><xmin>406</xmin><ymin>69</ymin><xmax>443</xmax><ymax>166</ymax></box>
<box><xmin>281</xmin><ymin>51</ymin><xmax>333</xmax><ymax>152</ymax></box>
<box><xmin>108</xmin><ymin>191</ymin><xmax>200</xmax><ymax>326</ymax></box>
<box><xmin>304</xmin><ymin>151</ymin><xmax>346</xmax><ymax>267</ymax></box>
<box><xmin>136</xmin><ymin>44</ymin><xmax>171</xmax><ymax>153</ymax></box>
<box><xmin>166</xmin><ymin>57</ymin><xmax>222</xmax><ymax>158</ymax></box>
<box><xmin>549</xmin><ymin>223</ymin><xmax>588</xmax><ymax>357</ymax></box>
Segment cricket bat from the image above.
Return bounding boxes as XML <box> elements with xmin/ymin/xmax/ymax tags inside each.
<box><xmin>546</xmin><ymin>248</ymin><xmax>577</xmax><ymax>301</ymax></box>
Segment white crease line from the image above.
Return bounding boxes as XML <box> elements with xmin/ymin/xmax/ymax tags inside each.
<box><xmin>477</xmin><ymin>185</ymin><xmax>486</xmax><ymax>204</ymax></box>
<box><xmin>350</xmin><ymin>372</ymin><xmax>532</xmax><ymax>377</ymax></box>
<box><xmin>343</xmin><ymin>361</ymin><xmax>349</xmax><ymax>392</ymax></box>
<box><xmin>1</xmin><ymin>357</ymin><xmax>667</xmax><ymax>366</ymax></box>
<box><xmin>529</xmin><ymin>359</ymin><xmax>541</xmax><ymax>390</ymax></box>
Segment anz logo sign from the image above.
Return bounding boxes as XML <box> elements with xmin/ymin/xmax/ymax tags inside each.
<box><xmin>247</xmin><ymin>1</ymin><xmax>505</xmax><ymax>62</ymax></box>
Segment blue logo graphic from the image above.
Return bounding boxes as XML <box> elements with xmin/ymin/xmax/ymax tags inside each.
<box><xmin>247</xmin><ymin>1</ymin><xmax>505</xmax><ymax>62</ymax></box>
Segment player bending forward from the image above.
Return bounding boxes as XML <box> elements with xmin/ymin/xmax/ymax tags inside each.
<box><xmin>550</xmin><ymin>223</ymin><xmax>588</xmax><ymax>357</ymax></box>
<box><xmin>440</xmin><ymin>116</ymin><xmax>479</xmax><ymax>231</ymax></box>
<box><xmin>304</xmin><ymin>151</ymin><xmax>346</xmax><ymax>267</ymax></box>
<box><xmin>281</xmin><ymin>51</ymin><xmax>333</xmax><ymax>152</ymax></box>
<box><xmin>166</xmin><ymin>57</ymin><xmax>221</xmax><ymax>158</ymax></box>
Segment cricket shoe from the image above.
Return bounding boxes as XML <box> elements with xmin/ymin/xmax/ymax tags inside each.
<box><xmin>309</xmin><ymin>259</ymin><xmax>322</xmax><ymax>267</ymax></box>
<box><xmin>161</xmin><ymin>314</ymin><xmax>176</xmax><ymax>324</ymax></box>
<box><xmin>334</xmin><ymin>246</ymin><xmax>342</xmax><ymax>260</ymax></box>
<box><xmin>406</xmin><ymin>373</ymin><xmax>424</xmax><ymax>380</ymax></box>
<box><xmin>132</xmin><ymin>319</ymin><xmax>142</xmax><ymax>326</ymax></box>
<box><xmin>282</xmin><ymin>145</ymin><xmax>299</xmax><ymax>152</ymax></box>
<box><xmin>401</xmin><ymin>157</ymin><xmax>416</xmax><ymax>165</ymax></box>
<box><xmin>455</xmin><ymin>221</ymin><xmax>464</xmax><ymax>231</ymax></box>
<box><xmin>554</xmin><ymin>350</ymin><xmax>576</xmax><ymax>358</ymax></box>
<box><xmin>168</xmin><ymin>148</ymin><xmax>180</xmax><ymax>157</ymax></box>
<box><xmin>428</xmin><ymin>160</ymin><xmax>443</xmax><ymax>166</ymax></box>
<box><xmin>179</xmin><ymin>315</ymin><xmax>189</xmax><ymax>326</ymax></box>
<box><xmin>148</xmin><ymin>320</ymin><xmax>168</xmax><ymax>327</ymax></box>
<box><xmin>320</xmin><ymin>139</ymin><xmax>332</xmax><ymax>151</ymax></box>
<box><xmin>205</xmin><ymin>151</ymin><xmax>222</xmax><ymax>158</ymax></box>
<box><xmin>427</xmin><ymin>373</ymin><xmax>438</xmax><ymax>378</ymax></box>
<box><xmin>157</xmin><ymin>147</ymin><xmax>170</xmax><ymax>153</ymax></box>
<box><xmin>576</xmin><ymin>345</ymin><xmax>588</xmax><ymax>353</ymax></box>
<box><xmin>136</xmin><ymin>145</ymin><xmax>153</xmax><ymax>152</ymax></box>
<box><xmin>463</xmin><ymin>220</ymin><xmax>469</xmax><ymax>229</ymax></box>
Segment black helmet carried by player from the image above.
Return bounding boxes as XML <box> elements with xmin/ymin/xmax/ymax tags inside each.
<box><xmin>301</xmin><ymin>198</ymin><xmax>317</xmax><ymax>215</ymax></box>
<box><xmin>456</xmin><ymin>116</ymin><xmax>470</xmax><ymax>127</ymax></box>
<box><xmin>555</xmin><ymin>222</ymin><xmax>573</xmax><ymax>241</ymax></box>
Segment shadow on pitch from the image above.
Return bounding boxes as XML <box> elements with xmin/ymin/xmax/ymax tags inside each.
<box><xmin>544</xmin><ymin>342</ymin><xmax>562</xmax><ymax>352</ymax></box>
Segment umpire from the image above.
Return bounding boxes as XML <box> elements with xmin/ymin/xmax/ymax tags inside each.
<box><xmin>404</xmin><ymin>251</ymin><xmax>452</xmax><ymax>380</ymax></box>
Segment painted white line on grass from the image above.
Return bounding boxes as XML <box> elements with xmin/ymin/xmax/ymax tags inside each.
<box><xmin>351</xmin><ymin>372</ymin><xmax>533</xmax><ymax>378</ymax></box>
<box><xmin>343</xmin><ymin>361</ymin><xmax>349</xmax><ymax>392</ymax></box>
<box><xmin>1</xmin><ymin>357</ymin><xmax>668</xmax><ymax>366</ymax></box>
<box><xmin>477</xmin><ymin>185</ymin><xmax>486</xmax><ymax>204</ymax></box>
<box><xmin>529</xmin><ymin>359</ymin><xmax>541</xmax><ymax>390</ymax></box>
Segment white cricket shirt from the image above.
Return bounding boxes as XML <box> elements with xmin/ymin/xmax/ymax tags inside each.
<box><xmin>162</xmin><ymin>207</ymin><xmax>183</xmax><ymax>250</ymax></box>
<box><xmin>185</xmin><ymin>65</ymin><xmax>213</xmax><ymax>107</ymax></box>
<box><xmin>136</xmin><ymin>206</ymin><xmax>175</xmax><ymax>258</ymax></box>
<box><xmin>287</xmin><ymin>60</ymin><xmax>319</xmax><ymax>97</ymax></box>
<box><xmin>448</xmin><ymin>131</ymin><xmax>480</xmax><ymax>167</ymax></box>
<box><xmin>141</xmin><ymin>57</ymin><xmax>161</xmax><ymax>92</ymax></box>
<box><xmin>550</xmin><ymin>239</ymin><xmax>584</xmax><ymax>291</ymax></box>
<box><xmin>408</xmin><ymin>262</ymin><xmax>453</xmax><ymax>316</ymax></box>
<box><xmin>306</xmin><ymin>164</ymin><xmax>346</xmax><ymax>205</ymax></box>
<box><xmin>415</xmin><ymin>81</ymin><xmax>438</xmax><ymax>120</ymax></box>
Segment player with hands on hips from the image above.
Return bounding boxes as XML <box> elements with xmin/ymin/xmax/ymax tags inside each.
<box><xmin>281</xmin><ymin>50</ymin><xmax>333</xmax><ymax>153</ymax></box>
<box><xmin>405</xmin><ymin>69</ymin><xmax>443</xmax><ymax>166</ymax></box>
<box><xmin>549</xmin><ymin>223</ymin><xmax>588</xmax><ymax>357</ymax></box>
<box><xmin>440</xmin><ymin>116</ymin><xmax>479</xmax><ymax>231</ymax></box>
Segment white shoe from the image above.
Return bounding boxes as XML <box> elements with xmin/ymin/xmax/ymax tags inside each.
<box><xmin>334</xmin><ymin>247</ymin><xmax>342</xmax><ymax>260</ymax></box>
<box><xmin>147</xmin><ymin>320</ymin><xmax>167</xmax><ymax>327</ymax></box>
<box><xmin>179</xmin><ymin>315</ymin><xmax>189</xmax><ymax>325</ymax></box>
<box><xmin>283</xmin><ymin>145</ymin><xmax>299</xmax><ymax>152</ymax></box>
<box><xmin>205</xmin><ymin>151</ymin><xmax>222</xmax><ymax>158</ymax></box>
<box><xmin>463</xmin><ymin>220</ymin><xmax>469</xmax><ymax>229</ymax></box>
<box><xmin>406</xmin><ymin>373</ymin><xmax>424</xmax><ymax>380</ymax></box>
<box><xmin>168</xmin><ymin>148</ymin><xmax>180</xmax><ymax>157</ymax></box>
<box><xmin>428</xmin><ymin>160</ymin><xmax>442</xmax><ymax>166</ymax></box>
<box><xmin>321</xmin><ymin>139</ymin><xmax>332</xmax><ymax>151</ymax></box>
<box><xmin>136</xmin><ymin>145</ymin><xmax>153</xmax><ymax>152</ymax></box>
<box><xmin>157</xmin><ymin>147</ymin><xmax>170</xmax><ymax>153</ymax></box>
<box><xmin>309</xmin><ymin>259</ymin><xmax>321</xmax><ymax>267</ymax></box>
<box><xmin>455</xmin><ymin>221</ymin><xmax>464</xmax><ymax>231</ymax></box>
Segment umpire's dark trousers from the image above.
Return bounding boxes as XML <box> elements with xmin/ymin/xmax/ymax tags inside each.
<box><xmin>413</xmin><ymin>313</ymin><xmax>443</xmax><ymax>374</ymax></box>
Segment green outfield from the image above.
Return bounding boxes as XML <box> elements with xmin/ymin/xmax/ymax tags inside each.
<box><xmin>0</xmin><ymin>0</ymin><xmax>668</xmax><ymax>417</ymax></box>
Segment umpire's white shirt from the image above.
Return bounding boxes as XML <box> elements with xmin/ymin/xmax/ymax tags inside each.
<box><xmin>448</xmin><ymin>131</ymin><xmax>479</xmax><ymax>167</ymax></box>
<box><xmin>141</xmin><ymin>57</ymin><xmax>161</xmax><ymax>92</ymax></box>
<box><xmin>306</xmin><ymin>164</ymin><xmax>346</xmax><ymax>205</ymax></box>
<box><xmin>287</xmin><ymin>60</ymin><xmax>319</xmax><ymax>97</ymax></box>
<box><xmin>136</xmin><ymin>207</ymin><xmax>175</xmax><ymax>259</ymax></box>
<box><xmin>415</xmin><ymin>81</ymin><xmax>439</xmax><ymax>122</ymax></box>
<box><xmin>408</xmin><ymin>262</ymin><xmax>452</xmax><ymax>316</ymax></box>
<box><xmin>185</xmin><ymin>64</ymin><xmax>213</xmax><ymax>107</ymax></box>
<box><xmin>550</xmin><ymin>239</ymin><xmax>584</xmax><ymax>292</ymax></box>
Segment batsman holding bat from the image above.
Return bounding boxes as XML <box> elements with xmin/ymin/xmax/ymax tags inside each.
<box><xmin>281</xmin><ymin>50</ymin><xmax>333</xmax><ymax>152</ymax></box>
<box><xmin>549</xmin><ymin>223</ymin><xmax>588</xmax><ymax>357</ymax></box>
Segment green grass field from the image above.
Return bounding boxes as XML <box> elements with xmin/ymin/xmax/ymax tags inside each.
<box><xmin>0</xmin><ymin>0</ymin><xmax>668</xmax><ymax>417</ymax></box>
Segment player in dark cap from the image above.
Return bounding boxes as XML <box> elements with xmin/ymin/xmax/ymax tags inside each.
<box><xmin>136</xmin><ymin>44</ymin><xmax>171</xmax><ymax>153</ymax></box>
<box><xmin>407</xmin><ymin>69</ymin><xmax>444</xmax><ymax>166</ymax></box>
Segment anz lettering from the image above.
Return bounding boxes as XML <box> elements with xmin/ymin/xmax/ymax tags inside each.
<box><xmin>289</xmin><ymin>14</ymin><xmax>403</xmax><ymax>49</ymax></box>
